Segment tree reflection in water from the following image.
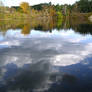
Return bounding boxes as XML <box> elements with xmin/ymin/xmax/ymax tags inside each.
<box><xmin>0</xmin><ymin>18</ymin><xmax>92</xmax><ymax>36</ymax></box>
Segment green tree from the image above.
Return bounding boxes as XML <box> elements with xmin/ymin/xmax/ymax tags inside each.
<box><xmin>77</xmin><ymin>0</ymin><xmax>92</xmax><ymax>13</ymax></box>
<box><xmin>55</xmin><ymin>4</ymin><xmax>62</xmax><ymax>12</ymax></box>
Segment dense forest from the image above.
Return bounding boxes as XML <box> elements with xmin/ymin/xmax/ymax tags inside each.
<box><xmin>12</xmin><ymin>0</ymin><xmax>92</xmax><ymax>13</ymax></box>
<box><xmin>0</xmin><ymin>0</ymin><xmax>92</xmax><ymax>20</ymax></box>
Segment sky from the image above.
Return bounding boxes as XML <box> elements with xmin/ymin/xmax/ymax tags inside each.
<box><xmin>1</xmin><ymin>0</ymin><xmax>79</xmax><ymax>7</ymax></box>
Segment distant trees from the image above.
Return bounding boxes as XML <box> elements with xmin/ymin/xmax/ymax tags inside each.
<box><xmin>20</xmin><ymin>2</ymin><xmax>30</xmax><ymax>13</ymax></box>
<box><xmin>49</xmin><ymin>6</ymin><xmax>56</xmax><ymax>17</ymax></box>
<box><xmin>32</xmin><ymin>5</ymin><xmax>43</xmax><ymax>11</ymax></box>
<box><xmin>55</xmin><ymin>4</ymin><xmax>62</xmax><ymax>12</ymax></box>
<box><xmin>60</xmin><ymin>0</ymin><xmax>92</xmax><ymax>14</ymax></box>
<box><xmin>77</xmin><ymin>0</ymin><xmax>92</xmax><ymax>13</ymax></box>
<box><xmin>1</xmin><ymin>0</ymin><xmax>92</xmax><ymax>20</ymax></box>
<box><xmin>68</xmin><ymin>0</ymin><xmax>92</xmax><ymax>13</ymax></box>
<box><xmin>32</xmin><ymin>3</ymin><xmax>52</xmax><ymax>11</ymax></box>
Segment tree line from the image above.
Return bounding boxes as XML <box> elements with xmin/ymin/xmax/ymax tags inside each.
<box><xmin>12</xmin><ymin>0</ymin><xmax>92</xmax><ymax>16</ymax></box>
<box><xmin>0</xmin><ymin>0</ymin><xmax>92</xmax><ymax>20</ymax></box>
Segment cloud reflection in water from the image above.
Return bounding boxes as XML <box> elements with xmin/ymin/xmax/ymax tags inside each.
<box><xmin>0</xmin><ymin>29</ymin><xmax>92</xmax><ymax>92</ymax></box>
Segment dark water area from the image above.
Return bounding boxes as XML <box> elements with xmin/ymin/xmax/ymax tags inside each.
<box><xmin>0</xmin><ymin>19</ymin><xmax>92</xmax><ymax>92</ymax></box>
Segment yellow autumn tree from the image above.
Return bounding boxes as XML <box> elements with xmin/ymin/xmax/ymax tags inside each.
<box><xmin>49</xmin><ymin>6</ymin><xmax>56</xmax><ymax>17</ymax></box>
<box><xmin>20</xmin><ymin>2</ymin><xmax>30</xmax><ymax>13</ymax></box>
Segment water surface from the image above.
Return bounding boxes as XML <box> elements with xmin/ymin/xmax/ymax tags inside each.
<box><xmin>0</xmin><ymin>20</ymin><xmax>92</xmax><ymax>92</ymax></box>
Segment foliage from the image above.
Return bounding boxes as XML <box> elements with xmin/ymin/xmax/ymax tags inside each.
<box><xmin>56</xmin><ymin>11</ymin><xmax>63</xmax><ymax>19</ymax></box>
<box><xmin>55</xmin><ymin>4</ymin><xmax>62</xmax><ymax>12</ymax></box>
<box><xmin>77</xmin><ymin>0</ymin><xmax>92</xmax><ymax>13</ymax></box>
<box><xmin>20</xmin><ymin>2</ymin><xmax>30</xmax><ymax>13</ymax></box>
<box><xmin>68</xmin><ymin>0</ymin><xmax>92</xmax><ymax>13</ymax></box>
<box><xmin>49</xmin><ymin>6</ymin><xmax>56</xmax><ymax>17</ymax></box>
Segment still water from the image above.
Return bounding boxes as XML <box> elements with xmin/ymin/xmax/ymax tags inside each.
<box><xmin>0</xmin><ymin>20</ymin><xmax>92</xmax><ymax>92</ymax></box>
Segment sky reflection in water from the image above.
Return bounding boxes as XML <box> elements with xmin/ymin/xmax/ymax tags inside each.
<box><xmin>0</xmin><ymin>27</ymin><xmax>92</xmax><ymax>92</ymax></box>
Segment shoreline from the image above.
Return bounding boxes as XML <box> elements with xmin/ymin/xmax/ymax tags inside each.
<box><xmin>89</xmin><ymin>16</ymin><xmax>92</xmax><ymax>22</ymax></box>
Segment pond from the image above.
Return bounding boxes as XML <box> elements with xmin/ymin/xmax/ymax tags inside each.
<box><xmin>0</xmin><ymin>19</ymin><xmax>92</xmax><ymax>92</ymax></box>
